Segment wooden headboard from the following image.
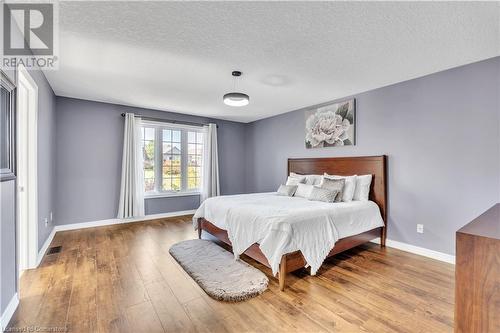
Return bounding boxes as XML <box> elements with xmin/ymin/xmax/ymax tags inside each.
<box><xmin>288</xmin><ymin>155</ymin><xmax>387</xmax><ymax>224</ymax></box>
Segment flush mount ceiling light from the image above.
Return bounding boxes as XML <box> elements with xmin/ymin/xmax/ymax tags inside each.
<box><xmin>223</xmin><ymin>71</ymin><xmax>249</xmax><ymax>107</ymax></box>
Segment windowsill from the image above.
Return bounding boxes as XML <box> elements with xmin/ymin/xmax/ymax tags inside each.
<box><xmin>145</xmin><ymin>191</ymin><xmax>201</xmax><ymax>199</ymax></box>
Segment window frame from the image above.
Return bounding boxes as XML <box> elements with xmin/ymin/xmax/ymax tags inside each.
<box><xmin>0</xmin><ymin>70</ymin><xmax>16</xmax><ymax>182</ymax></box>
<box><xmin>141</xmin><ymin>120</ymin><xmax>205</xmax><ymax>198</ymax></box>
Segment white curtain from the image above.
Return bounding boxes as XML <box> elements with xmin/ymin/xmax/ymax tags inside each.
<box><xmin>117</xmin><ymin>113</ymin><xmax>145</xmax><ymax>218</ymax></box>
<box><xmin>201</xmin><ymin>123</ymin><xmax>220</xmax><ymax>201</ymax></box>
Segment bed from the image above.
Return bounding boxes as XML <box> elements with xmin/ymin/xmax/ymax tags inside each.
<box><xmin>194</xmin><ymin>156</ymin><xmax>387</xmax><ymax>291</ymax></box>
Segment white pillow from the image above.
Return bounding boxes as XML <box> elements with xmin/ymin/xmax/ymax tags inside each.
<box><xmin>353</xmin><ymin>174</ymin><xmax>372</xmax><ymax>201</ymax></box>
<box><xmin>290</xmin><ymin>172</ymin><xmax>322</xmax><ymax>185</ymax></box>
<box><xmin>323</xmin><ymin>173</ymin><xmax>357</xmax><ymax>202</ymax></box>
<box><xmin>286</xmin><ymin>175</ymin><xmax>305</xmax><ymax>186</ymax></box>
<box><xmin>294</xmin><ymin>184</ymin><xmax>315</xmax><ymax>198</ymax></box>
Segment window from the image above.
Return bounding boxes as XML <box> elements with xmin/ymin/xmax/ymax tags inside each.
<box><xmin>140</xmin><ymin>121</ymin><xmax>204</xmax><ymax>196</ymax></box>
<box><xmin>0</xmin><ymin>70</ymin><xmax>16</xmax><ymax>180</ymax></box>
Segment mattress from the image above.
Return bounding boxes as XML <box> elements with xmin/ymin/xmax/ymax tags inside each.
<box><xmin>193</xmin><ymin>192</ymin><xmax>384</xmax><ymax>275</ymax></box>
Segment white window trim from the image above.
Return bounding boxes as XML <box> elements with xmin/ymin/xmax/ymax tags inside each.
<box><xmin>144</xmin><ymin>191</ymin><xmax>200</xmax><ymax>199</ymax></box>
<box><xmin>141</xmin><ymin>120</ymin><xmax>206</xmax><ymax>196</ymax></box>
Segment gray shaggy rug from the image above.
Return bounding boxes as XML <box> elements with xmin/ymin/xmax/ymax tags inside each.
<box><xmin>169</xmin><ymin>239</ymin><xmax>268</xmax><ymax>302</ymax></box>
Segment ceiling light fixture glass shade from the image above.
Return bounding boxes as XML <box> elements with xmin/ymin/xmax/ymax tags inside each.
<box><xmin>223</xmin><ymin>92</ymin><xmax>249</xmax><ymax>106</ymax></box>
<box><xmin>223</xmin><ymin>71</ymin><xmax>249</xmax><ymax>107</ymax></box>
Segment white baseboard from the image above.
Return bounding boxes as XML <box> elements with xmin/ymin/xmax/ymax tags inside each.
<box><xmin>1</xmin><ymin>293</ymin><xmax>19</xmax><ymax>331</ymax></box>
<box><xmin>54</xmin><ymin>210</ymin><xmax>196</xmax><ymax>232</ymax></box>
<box><xmin>371</xmin><ymin>238</ymin><xmax>455</xmax><ymax>264</ymax></box>
<box><xmin>34</xmin><ymin>210</ymin><xmax>195</xmax><ymax>266</ymax></box>
<box><xmin>34</xmin><ymin>210</ymin><xmax>196</xmax><ymax>266</ymax></box>
<box><xmin>37</xmin><ymin>227</ymin><xmax>56</xmax><ymax>266</ymax></box>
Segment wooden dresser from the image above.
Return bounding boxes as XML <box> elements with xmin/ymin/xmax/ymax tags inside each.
<box><xmin>455</xmin><ymin>204</ymin><xmax>500</xmax><ymax>333</ymax></box>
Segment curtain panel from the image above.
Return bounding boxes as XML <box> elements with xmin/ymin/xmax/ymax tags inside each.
<box><xmin>201</xmin><ymin>123</ymin><xmax>220</xmax><ymax>201</ymax></box>
<box><xmin>117</xmin><ymin>113</ymin><xmax>145</xmax><ymax>218</ymax></box>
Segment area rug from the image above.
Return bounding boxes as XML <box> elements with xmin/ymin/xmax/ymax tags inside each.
<box><xmin>169</xmin><ymin>239</ymin><xmax>269</xmax><ymax>302</ymax></box>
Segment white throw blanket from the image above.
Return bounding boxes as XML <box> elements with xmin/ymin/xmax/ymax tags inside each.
<box><xmin>193</xmin><ymin>192</ymin><xmax>384</xmax><ymax>276</ymax></box>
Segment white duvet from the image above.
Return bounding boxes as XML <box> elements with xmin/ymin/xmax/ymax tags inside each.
<box><xmin>192</xmin><ymin>192</ymin><xmax>384</xmax><ymax>276</ymax></box>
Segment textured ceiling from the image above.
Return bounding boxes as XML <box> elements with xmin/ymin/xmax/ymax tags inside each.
<box><xmin>44</xmin><ymin>1</ymin><xmax>500</xmax><ymax>123</ymax></box>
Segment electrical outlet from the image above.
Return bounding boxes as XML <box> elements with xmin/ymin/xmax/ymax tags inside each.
<box><xmin>417</xmin><ymin>224</ymin><xmax>424</xmax><ymax>234</ymax></box>
<box><xmin>50</xmin><ymin>211</ymin><xmax>53</xmax><ymax>222</ymax></box>
<box><xmin>44</xmin><ymin>217</ymin><xmax>49</xmax><ymax>227</ymax></box>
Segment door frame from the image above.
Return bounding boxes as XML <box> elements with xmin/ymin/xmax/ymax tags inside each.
<box><xmin>16</xmin><ymin>64</ymin><xmax>38</xmax><ymax>273</ymax></box>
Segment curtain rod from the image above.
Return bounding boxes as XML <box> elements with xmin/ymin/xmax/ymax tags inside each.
<box><xmin>120</xmin><ymin>113</ymin><xmax>217</xmax><ymax>128</ymax></box>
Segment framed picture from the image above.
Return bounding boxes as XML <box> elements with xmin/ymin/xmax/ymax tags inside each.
<box><xmin>305</xmin><ymin>98</ymin><xmax>355</xmax><ymax>148</ymax></box>
<box><xmin>1</xmin><ymin>70</ymin><xmax>16</xmax><ymax>181</ymax></box>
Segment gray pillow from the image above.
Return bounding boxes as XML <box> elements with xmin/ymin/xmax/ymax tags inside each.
<box><xmin>320</xmin><ymin>177</ymin><xmax>345</xmax><ymax>202</ymax></box>
<box><xmin>308</xmin><ymin>187</ymin><xmax>339</xmax><ymax>203</ymax></box>
<box><xmin>290</xmin><ymin>172</ymin><xmax>323</xmax><ymax>185</ymax></box>
<box><xmin>277</xmin><ymin>184</ymin><xmax>298</xmax><ymax>197</ymax></box>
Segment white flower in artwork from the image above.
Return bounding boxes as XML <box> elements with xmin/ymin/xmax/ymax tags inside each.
<box><xmin>305</xmin><ymin>110</ymin><xmax>350</xmax><ymax>147</ymax></box>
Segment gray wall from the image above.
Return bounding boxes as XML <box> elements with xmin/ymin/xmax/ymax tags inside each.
<box><xmin>1</xmin><ymin>48</ymin><xmax>56</xmax><ymax>319</ymax></box>
<box><xmin>30</xmin><ymin>70</ymin><xmax>57</xmax><ymax>250</ymax></box>
<box><xmin>245</xmin><ymin>57</ymin><xmax>500</xmax><ymax>255</ymax></box>
<box><xmin>54</xmin><ymin>97</ymin><xmax>247</xmax><ymax>225</ymax></box>
<box><xmin>1</xmin><ymin>181</ymin><xmax>17</xmax><ymax>313</ymax></box>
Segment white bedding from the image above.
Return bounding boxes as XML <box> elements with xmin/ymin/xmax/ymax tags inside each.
<box><xmin>192</xmin><ymin>192</ymin><xmax>384</xmax><ymax>276</ymax></box>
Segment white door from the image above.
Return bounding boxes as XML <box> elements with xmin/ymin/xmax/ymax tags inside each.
<box><xmin>17</xmin><ymin>64</ymin><xmax>38</xmax><ymax>273</ymax></box>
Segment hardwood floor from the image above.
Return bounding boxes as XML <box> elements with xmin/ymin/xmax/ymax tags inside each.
<box><xmin>8</xmin><ymin>216</ymin><xmax>455</xmax><ymax>333</ymax></box>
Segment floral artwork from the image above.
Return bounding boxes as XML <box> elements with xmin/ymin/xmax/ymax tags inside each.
<box><xmin>305</xmin><ymin>99</ymin><xmax>355</xmax><ymax>148</ymax></box>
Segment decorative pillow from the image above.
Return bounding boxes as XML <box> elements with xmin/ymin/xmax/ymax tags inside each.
<box><xmin>353</xmin><ymin>174</ymin><xmax>373</xmax><ymax>201</ymax></box>
<box><xmin>324</xmin><ymin>174</ymin><xmax>357</xmax><ymax>202</ymax></box>
<box><xmin>290</xmin><ymin>172</ymin><xmax>323</xmax><ymax>186</ymax></box>
<box><xmin>308</xmin><ymin>187</ymin><xmax>339</xmax><ymax>203</ymax></box>
<box><xmin>319</xmin><ymin>177</ymin><xmax>345</xmax><ymax>202</ymax></box>
<box><xmin>294</xmin><ymin>183</ymin><xmax>315</xmax><ymax>198</ymax></box>
<box><xmin>286</xmin><ymin>175</ymin><xmax>305</xmax><ymax>186</ymax></box>
<box><xmin>277</xmin><ymin>184</ymin><xmax>298</xmax><ymax>197</ymax></box>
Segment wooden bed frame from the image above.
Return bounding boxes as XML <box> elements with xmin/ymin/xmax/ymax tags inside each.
<box><xmin>197</xmin><ymin>155</ymin><xmax>387</xmax><ymax>291</ymax></box>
